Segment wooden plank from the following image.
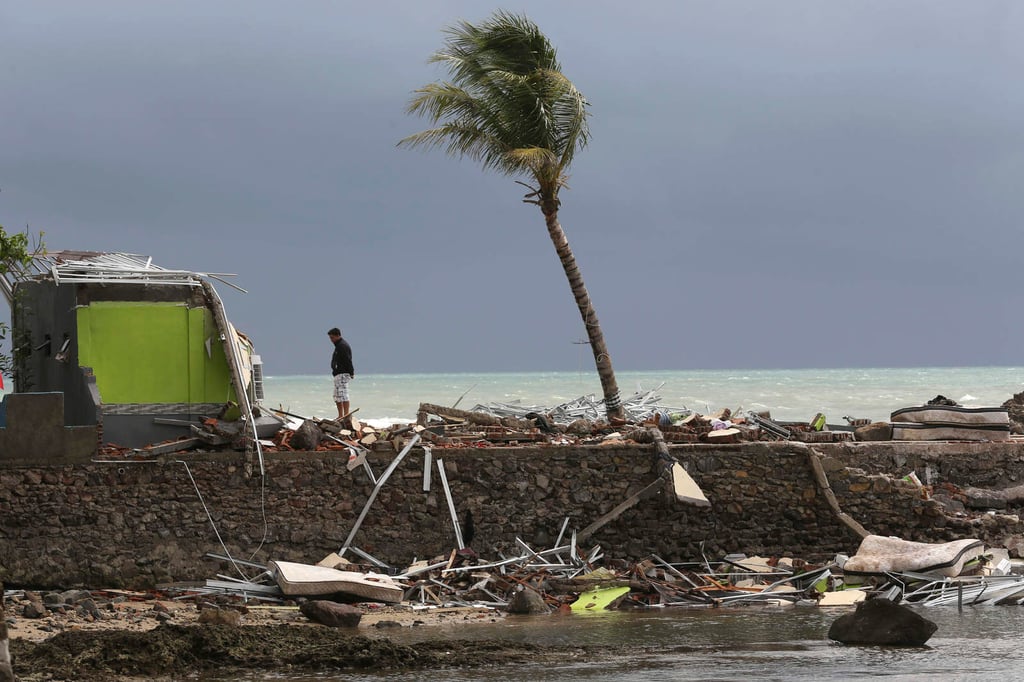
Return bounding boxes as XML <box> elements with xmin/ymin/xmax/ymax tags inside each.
<box><xmin>152</xmin><ymin>418</ymin><xmax>199</xmax><ymax>427</ymax></box>
<box><xmin>671</xmin><ymin>462</ymin><xmax>710</xmax><ymax>507</ymax></box>
<box><xmin>577</xmin><ymin>478</ymin><xmax>663</xmax><ymax>542</ymax></box>
<box><xmin>346</xmin><ymin>447</ymin><xmax>368</xmax><ymax>472</ymax></box>
<box><xmin>131</xmin><ymin>437</ymin><xmax>201</xmax><ymax>456</ymax></box>
<box><xmin>706</xmin><ymin>427</ymin><xmax>741</xmax><ymax>443</ymax></box>
<box><xmin>417</xmin><ymin>402</ymin><xmax>536</xmax><ymax>431</ymax></box>
<box><xmin>819</xmin><ymin>589</ymin><xmax>867</xmax><ymax>606</ymax></box>
<box><xmin>190</xmin><ymin>424</ymin><xmax>232</xmax><ymax>445</ymax></box>
<box><xmin>422</xmin><ymin>446</ymin><xmax>432</xmax><ymax>492</ymax></box>
<box><xmin>205</xmin><ymin>579</ymin><xmax>281</xmax><ymax>595</ymax></box>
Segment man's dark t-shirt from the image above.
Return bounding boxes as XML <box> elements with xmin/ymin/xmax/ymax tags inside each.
<box><xmin>331</xmin><ymin>337</ymin><xmax>354</xmax><ymax>377</ymax></box>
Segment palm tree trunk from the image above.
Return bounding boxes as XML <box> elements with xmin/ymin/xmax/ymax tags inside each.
<box><xmin>543</xmin><ymin>210</ymin><xmax>625</xmax><ymax>421</ymax></box>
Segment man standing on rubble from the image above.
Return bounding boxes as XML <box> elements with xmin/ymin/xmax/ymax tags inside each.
<box><xmin>327</xmin><ymin>327</ymin><xmax>354</xmax><ymax>420</ymax></box>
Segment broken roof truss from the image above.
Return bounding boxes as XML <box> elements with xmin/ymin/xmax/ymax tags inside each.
<box><xmin>1</xmin><ymin>250</ymin><xmax>246</xmax><ymax>307</ymax></box>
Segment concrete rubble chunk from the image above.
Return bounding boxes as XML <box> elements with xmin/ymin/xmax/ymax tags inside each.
<box><xmin>290</xmin><ymin>420</ymin><xmax>324</xmax><ymax>451</ymax></box>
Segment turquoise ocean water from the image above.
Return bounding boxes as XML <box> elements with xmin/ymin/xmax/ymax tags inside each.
<box><xmin>263</xmin><ymin>366</ymin><xmax>1024</xmax><ymax>427</ymax></box>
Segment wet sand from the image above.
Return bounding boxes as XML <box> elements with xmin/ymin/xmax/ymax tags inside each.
<box><xmin>6</xmin><ymin>597</ymin><xmax>503</xmax><ymax>643</ymax></box>
<box><xmin>5</xmin><ymin>598</ymin><xmax>594</xmax><ymax>681</ymax></box>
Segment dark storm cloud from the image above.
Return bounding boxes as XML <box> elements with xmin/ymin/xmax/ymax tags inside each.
<box><xmin>3</xmin><ymin>1</ymin><xmax>1023</xmax><ymax>375</ymax></box>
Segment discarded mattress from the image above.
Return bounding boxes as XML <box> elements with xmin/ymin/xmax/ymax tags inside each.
<box><xmin>890</xmin><ymin>405</ymin><xmax>1009</xmax><ymax>426</ymax></box>
<box><xmin>842</xmin><ymin>535</ymin><xmax>985</xmax><ymax>578</ymax></box>
<box><xmin>889</xmin><ymin>405</ymin><xmax>1010</xmax><ymax>441</ymax></box>
<box><xmin>269</xmin><ymin>560</ymin><xmax>405</xmax><ymax>603</ymax></box>
<box><xmin>891</xmin><ymin>422</ymin><xmax>1010</xmax><ymax>442</ymax></box>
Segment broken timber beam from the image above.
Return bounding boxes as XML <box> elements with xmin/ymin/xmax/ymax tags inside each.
<box><xmin>131</xmin><ymin>437</ymin><xmax>201</xmax><ymax>456</ymax></box>
<box><xmin>576</xmin><ymin>427</ymin><xmax>712</xmax><ymax>542</ymax></box>
<box><xmin>798</xmin><ymin>443</ymin><xmax>869</xmax><ymax>539</ymax></box>
<box><xmin>190</xmin><ymin>424</ymin><xmax>232</xmax><ymax>446</ymax></box>
<box><xmin>417</xmin><ymin>403</ymin><xmax>536</xmax><ymax>431</ymax></box>
<box><xmin>576</xmin><ymin>478</ymin><xmax>664</xmax><ymax>543</ymax></box>
<box><xmin>200</xmin><ymin>279</ymin><xmax>263</xmax><ymax>476</ymax></box>
<box><xmin>961</xmin><ymin>483</ymin><xmax>1024</xmax><ymax>509</ymax></box>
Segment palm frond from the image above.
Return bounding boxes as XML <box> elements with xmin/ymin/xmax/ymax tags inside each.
<box><xmin>402</xmin><ymin>10</ymin><xmax>589</xmax><ymax>199</ymax></box>
<box><xmin>400</xmin><ymin>125</ymin><xmax>519</xmax><ymax>176</ymax></box>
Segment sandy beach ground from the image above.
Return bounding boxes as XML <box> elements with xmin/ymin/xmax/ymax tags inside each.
<box><xmin>3</xmin><ymin>592</ymin><xmax>551</xmax><ymax>681</ymax></box>
<box><xmin>5</xmin><ymin>593</ymin><xmax>505</xmax><ymax>643</ymax></box>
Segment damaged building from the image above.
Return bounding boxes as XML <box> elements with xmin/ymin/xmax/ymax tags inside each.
<box><xmin>0</xmin><ymin>251</ymin><xmax>279</xmax><ymax>451</ymax></box>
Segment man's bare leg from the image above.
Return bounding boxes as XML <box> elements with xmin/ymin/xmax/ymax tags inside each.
<box><xmin>0</xmin><ymin>618</ymin><xmax>13</xmax><ymax>682</ymax></box>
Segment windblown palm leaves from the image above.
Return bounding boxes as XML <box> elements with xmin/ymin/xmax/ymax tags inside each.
<box><xmin>400</xmin><ymin>11</ymin><xmax>625</xmax><ymax>421</ymax></box>
<box><xmin>400</xmin><ymin>11</ymin><xmax>589</xmax><ymax>209</ymax></box>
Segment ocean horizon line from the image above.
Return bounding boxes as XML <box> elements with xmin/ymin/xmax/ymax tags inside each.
<box><xmin>265</xmin><ymin>364</ymin><xmax>1023</xmax><ymax>380</ymax></box>
<box><xmin>260</xmin><ymin>366</ymin><xmax>1024</xmax><ymax>424</ymax></box>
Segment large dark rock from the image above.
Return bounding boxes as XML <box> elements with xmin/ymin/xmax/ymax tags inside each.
<box><xmin>77</xmin><ymin>598</ymin><xmax>103</xmax><ymax>620</ymax></box>
<box><xmin>290</xmin><ymin>420</ymin><xmax>324</xmax><ymax>451</ymax></box>
<box><xmin>828</xmin><ymin>597</ymin><xmax>937</xmax><ymax>646</ymax></box>
<box><xmin>854</xmin><ymin>422</ymin><xmax>893</xmax><ymax>442</ymax></box>
<box><xmin>300</xmin><ymin>600</ymin><xmax>362</xmax><ymax>628</ymax></box>
<box><xmin>61</xmin><ymin>589</ymin><xmax>91</xmax><ymax>604</ymax></box>
<box><xmin>506</xmin><ymin>588</ymin><xmax>549</xmax><ymax>615</ymax></box>
<box><xmin>41</xmin><ymin>592</ymin><xmax>63</xmax><ymax>606</ymax></box>
<box><xmin>22</xmin><ymin>600</ymin><xmax>46</xmax><ymax>619</ymax></box>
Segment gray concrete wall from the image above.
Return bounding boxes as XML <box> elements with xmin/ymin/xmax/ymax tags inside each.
<box><xmin>3</xmin><ymin>440</ymin><xmax>1023</xmax><ymax>589</ymax></box>
<box><xmin>0</xmin><ymin>393</ymin><xmax>97</xmax><ymax>465</ymax></box>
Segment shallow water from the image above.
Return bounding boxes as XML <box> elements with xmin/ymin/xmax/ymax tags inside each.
<box><xmin>225</xmin><ymin>365</ymin><xmax>1024</xmax><ymax>680</ymax></box>
<box><xmin>263</xmin><ymin>366</ymin><xmax>1024</xmax><ymax>426</ymax></box>
<box><xmin>208</xmin><ymin>605</ymin><xmax>1024</xmax><ymax>681</ymax></box>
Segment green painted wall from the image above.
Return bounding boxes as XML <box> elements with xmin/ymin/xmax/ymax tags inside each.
<box><xmin>76</xmin><ymin>302</ymin><xmax>235</xmax><ymax>405</ymax></box>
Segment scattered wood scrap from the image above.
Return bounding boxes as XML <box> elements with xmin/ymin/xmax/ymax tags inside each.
<box><xmin>185</xmin><ymin>543</ymin><xmax>955</xmax><ymax>614</ymax></box>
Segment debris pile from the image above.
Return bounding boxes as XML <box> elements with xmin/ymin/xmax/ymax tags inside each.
<box><xmin>183</xmin><ymin>548</ymin><xmax>829</xmax><ymax>612</ymax></box>
<box><xmin>411</xmin><ymin>398</ymin><xmax>854</xmax><ymax>449</ymax></box>
<box><xmin>839</xmin><ymin>535</ymin><xmax>1024</xmax><ymax>607</ymax></box>
<box><xmin>468</xmin><ymin>388</ymin><xmax>687</xmax><ymax>425</ymax></box>
<box><xmin>175</xmin><ymin>531</ymin><xmax>1024</xmax><ymax>619</ymax></box>
<box><xmin>8</xmin><ymin>534</ymin><xmax>1024</xmax><ymax>646</ymax></box>
<box><xmin>94</xmin><ymin>387</ymin><xmax>1024</xmax><ymax>457</ymax></box>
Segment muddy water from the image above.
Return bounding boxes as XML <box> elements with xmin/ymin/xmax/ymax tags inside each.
<box><xmin>205</xmin><ymin>605</ymin><xmax>1024</xmax><ymax>681</ymax></box>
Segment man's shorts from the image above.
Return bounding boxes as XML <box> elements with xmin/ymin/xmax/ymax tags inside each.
<box><xmin>333</xmin><ymin>373</ymin><xmax>351</xmax><ymax>402</ymax></box>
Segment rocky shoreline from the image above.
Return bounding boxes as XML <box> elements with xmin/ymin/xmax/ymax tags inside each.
<box><xmin>11</xmin><ymin>625</ymin><xmax>581</xmax><ymax>682</ymax></box>
<box><xmin>3</xmin><ymin>588</ymin><xmax>564</xmax><ymax>681</ymax></box>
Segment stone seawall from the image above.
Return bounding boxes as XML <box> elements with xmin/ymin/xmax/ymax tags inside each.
<box><xmin>2</xmin><ymin>441</ymin><xmax>1024</xmax><ymax>589</ymax></box>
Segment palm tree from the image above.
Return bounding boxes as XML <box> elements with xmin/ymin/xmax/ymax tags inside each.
<box><xmin>399</xmin><ymin>10</ymin><xmax>625</xmax><ymax>421</ymax></box>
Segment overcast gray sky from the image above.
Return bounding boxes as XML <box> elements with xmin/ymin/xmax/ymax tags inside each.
<box><xmin>2</xmin><ymin>1</ymin><xmax>1023</xmax><ymax>376</ymax></box>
